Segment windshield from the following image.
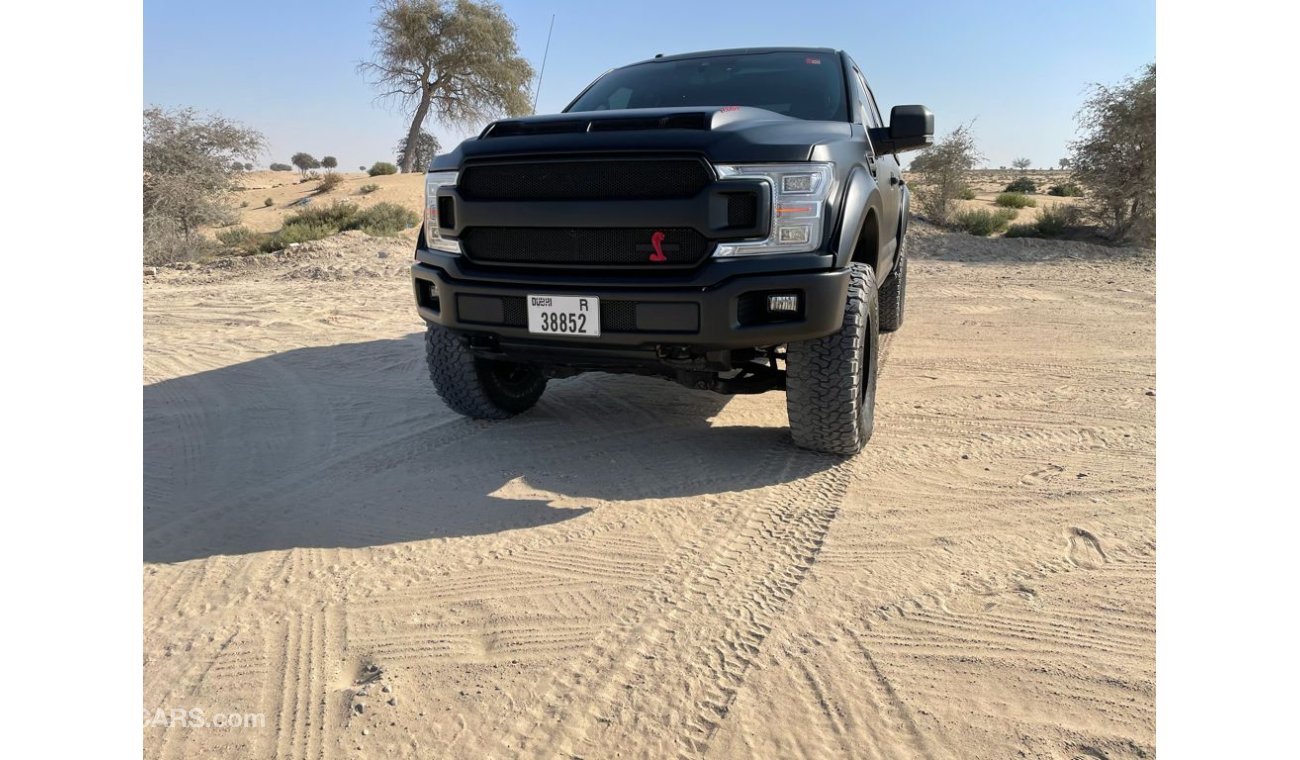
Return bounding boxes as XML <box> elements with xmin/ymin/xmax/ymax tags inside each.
<box><xmin>565</xmin><ymin>51</ymin><xmax>849</xmax><ymax>122</ymax></box>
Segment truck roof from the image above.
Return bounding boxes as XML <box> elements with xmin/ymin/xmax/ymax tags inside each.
<box><xmin>625</xmin><ymin>47</ymin><xmax>841</xmax><ymax>67</ymax></box>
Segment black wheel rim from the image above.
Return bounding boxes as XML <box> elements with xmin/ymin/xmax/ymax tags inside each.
<box><xmin>860</xmin><ymin>334</ymin><xmax>872</xmax><ymax>404</ymax></box>
<box><xmin>859</xmin><ymin>324</ymin><xmax>875</xmax><ymax>433</ymax></box>
<box><xmin>486</xmin><ymin>362</ymin><xmax>537</xmax><ymax>394</ymax></box>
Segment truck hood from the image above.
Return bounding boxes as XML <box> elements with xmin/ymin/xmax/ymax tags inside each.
<box><xmin>430</xmin><ymin>106</ymin><xmax>854</xmax><ymax>170</ymax></box>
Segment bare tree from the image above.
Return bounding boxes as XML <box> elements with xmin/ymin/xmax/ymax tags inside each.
<box><xmin>360</xmin><ymin>0</ymin><xmax>533</xmax><ymax>173</ymax></box>
<box><xmin>143</xmin><ymin>106</ymin><xmax>263</xmax><ymax>264</ymax></box>
<box><xmin>1070</xmin><ymin>63</ymin><xmax>1155</xmax><ymax>243</ymax></box>
<box><xmin>908</xmin><ymin>123</ymin><xmax>983</xmax><ymax>226</ymax></box>
<box><xmin>395</xmin><ymin>130</ymin><xmax>441</xmax><ymax>172</ymax></box>
<box><xmin>1012</xmin><ymin>157</ymin><xmax>1032</xmax><ymax>172</ymax></box>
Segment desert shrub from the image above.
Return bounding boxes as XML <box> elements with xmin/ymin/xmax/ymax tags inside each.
<box><xmin>907</xmin><ymin>123</ymin><xmax>983</xmax><ymax>226</ymax></box>
<box><xmin>283</xmin><ymin>201</ymin><xmax>362</xmax><ymax>230</ymax></box>
<box><xmin>1005</xmin><ymin>177</ymin><xmax>1037</xmax><ymax>193</ymax></box>
<box><xmin>273</xmin><ymin>220</ymin><xmax>337</xmax><ymax>247</ymax></box>
<box><xmin>242</xmin><ymin>220</ymin><xmax>335</xmax><ymax>254</ymax></box>
<box><xmin>316</xmin><ymin>173</ymin><xmax>344</xmax><ymax>194</ymax></box>
<box><xmin>143</xmin><ymin>106</ymin><xmax>263</xmax><ymax>264</ymax></box>
<box><xmin>1047</xmin><ymin>183</ymin><xmax>1083</xmax><ymax>196</ymax></box>
<box><xmin>228</xmin><ymin>200</ymin><xmax>420</xmax><ymax>254</ymax></box>
<box><xmin>1070</xmin><ymin>63</ymin><xmax>1155</xmax><ymax>243</ymax></box>
<box><xmin>270</xmin><ymin>163</ymin><xmax>292</xmax><ymax>172</ymax></box>
<box><xmin>1002</xmin><ymin>205</ymin><xmax>1083</xmax><ymax>239</ymax></box>
<box><xmin>217</xmin><ymin>225</ymin><xmax>255</xmax><ymax>244</ymax></box>
<box><xmin>144</xmin><ymin>216</ymin><xmax>220</xmax><ymax>265</ymax></box>
<box><xmin>216</xmin><ymin>225</ymin><xmax>260</xmax><ymax>253</ymax></box>
<box><xmin>355</xmin><ymin>202</ymin><xmax>419</xmax><ymax>235</ymax></box>
<box><xmin>952</xmin><ymin>207</ymin><xmax>1016</xmax><ymax>236</ymax></box>
<box><xmin>358</xmin><ymin>183</ymin><xmax>380</xmax><ymax>195</ymax></box>
<box><xmin>367</xmin><ymin>161</ymin><xmax>398</xmax><ymax>177</ymax></box>
<box><xmin>995</xmin><ymin>192</ymin><xmax>1036</xmax><ymax>209</ymax></box>
<box><xmin>958</xmin><ymin>185</ymin><xmax>977</xmax><ymax>200</ymax></box>
<box><xmin>1004</xmin><ymin>223</ymin><xmax>1040</xmax><ymax>238</ymax></box>
<box><xmin>1033</xmin><ymin>204</ymin><xmax>1082</xmax><ymax>237</ymax></box>
<box><xmin>264</xmin><ymin>197</ymin><xmax>274</xmax><ymax>207</ymax></box>
<box><xmin>240</xmin><ymin>200</ymin><xmax>249</xmax><ymax>208</ymax></box>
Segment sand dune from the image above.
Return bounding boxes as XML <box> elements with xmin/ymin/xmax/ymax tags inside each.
<box><xmin>144</xmin><ymin>222</ymin><xmax>1155</xmax><ymax>759</ymax></box>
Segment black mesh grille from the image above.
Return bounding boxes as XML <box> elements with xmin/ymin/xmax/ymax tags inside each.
<box><xmin>726</xmin><ymin>193</ymin><xmax>758</xmax><ymax>228</ymax></box>
<box><xmin>600</xmin><ymin>300</ymin><xmax>638</xmax><ymax>331</ymax></box>
<box><xmin>502</xmin><ymin>295</ymin><xmax>527</xmax><ymax>326</ymax></box>
<box><xmin>460</xmin><ymin>227</ymin><xmax>710</xmax><ymax>268</ymax></box>
<box><xmin>458</xmin><ymin>159</ymin><xmax>711</xmax><ymax>201</ymax></box>
<box><xmin>437</xmin><ymin>196</ymin><xmax>455</xmax><ymax>229</ymax></box>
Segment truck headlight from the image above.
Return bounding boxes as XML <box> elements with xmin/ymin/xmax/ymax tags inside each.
<box><xmin>712</xmin><ymin>162</ymin><xmax>833</xmax><ymax>256</ymax></box>
<box><xmin>423</xmin><ymin>171</ymin><xmax>459</xmax><ymax>253</ymax></box>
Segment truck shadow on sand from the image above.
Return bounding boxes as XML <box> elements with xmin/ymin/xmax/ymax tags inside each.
<box><xmin>144</xmin><ymin>333</ymin><xmax>834</xmax><ymax>564</ymax></box>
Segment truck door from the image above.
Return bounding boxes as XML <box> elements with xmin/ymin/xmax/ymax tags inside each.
<box><xmin>856</xmin><ymin>67</ymin><xmax>901</xmax><ymax>253</ymax></box>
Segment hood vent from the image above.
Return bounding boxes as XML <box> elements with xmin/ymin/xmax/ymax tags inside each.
<box><xmin>483</xmin><ymin>112</ymin><xmax>710</xmax><ymax>139</ymax></box>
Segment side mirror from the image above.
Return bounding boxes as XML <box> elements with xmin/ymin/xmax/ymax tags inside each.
<box><xmin>868</xmin><ymin>105</ymin><xmax>934</xmax><ymax>155</ymax></box>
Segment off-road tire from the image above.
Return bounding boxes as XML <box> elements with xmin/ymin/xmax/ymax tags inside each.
<box><xmin>424</xmin><ymin>324</ymin><xmax>547</xmax><ymax>419</ymax></box>
<box><xmin>785</xmin><ymin>262</ymin><xmax>879</xmax><ymax>455</ymax></box>
<box><xmin>878</xmin><ymin>234</ymin><xmax>907</xmax><ymax>333</ymax></box>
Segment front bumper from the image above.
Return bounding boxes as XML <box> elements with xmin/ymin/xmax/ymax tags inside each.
<box><xmin>411</xmin><ymin>248</ymin><xmax>849</xmax><ymax>350</ymax></box>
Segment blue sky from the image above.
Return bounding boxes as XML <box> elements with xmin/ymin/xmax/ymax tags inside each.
<box><xmin>144</xmin><ymin>0</ymin><xmax>1154</xmax><ymax>171</ymax></box>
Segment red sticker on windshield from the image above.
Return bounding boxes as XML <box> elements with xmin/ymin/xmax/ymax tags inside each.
<box><xmin>805</xmin><ymin>57</ymin><xmax>821</xmax><ymax>64</ymax></box>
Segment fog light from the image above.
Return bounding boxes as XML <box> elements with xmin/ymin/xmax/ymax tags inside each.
<box><xmin>777</xmin><ymin>225</ymin><xmax>810</xmax><ymax>244</ymax></box>
<box><xmin>768</xmin><ymin>294</ymin><xmax>799</xmax><ymax>313</ymax></box>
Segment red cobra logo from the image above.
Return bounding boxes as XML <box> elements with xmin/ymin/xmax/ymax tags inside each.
<box><xmin>649</xmin><ymin>230</ymin><xmax>667</xmax><ymax>262</ymax></box>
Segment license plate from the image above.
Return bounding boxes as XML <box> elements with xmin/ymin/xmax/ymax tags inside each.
<box><xmin>526</xmin><ymin>294</ymin><xmax>600</xmax><ymax>337</ymax></box>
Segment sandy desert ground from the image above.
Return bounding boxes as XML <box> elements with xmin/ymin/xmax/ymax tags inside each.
<box><xmin>144</xmin><ymin>220</ymin><xmax>1155</xmax><ymax>759</ymax></box>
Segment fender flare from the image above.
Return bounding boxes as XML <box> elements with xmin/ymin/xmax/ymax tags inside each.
<box><xmin>898</xmin><ymin>184</ymin><xmax>911</xmax><ymax>241</ymax></box>
<box><xmin>833</xmin><ymin>166</ymin><xmax>887</xmax><ymax>272</ymax></box>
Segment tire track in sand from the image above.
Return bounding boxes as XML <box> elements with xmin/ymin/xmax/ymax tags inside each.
<box><xmin>500</xmin><ymin>454</ymin><xmax>853</xmax><ymax>758</ymax></box>
<box><xmin>495</xmin><ymin>336</ymin><xmax>894</xmax><ymax>760</ymax></box>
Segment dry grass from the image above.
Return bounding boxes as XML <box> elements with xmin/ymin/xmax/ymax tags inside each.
<box><xmin>934</xmin><ymin>170</ymin><xmax>1087</xmax><ymax>238</ymax></box>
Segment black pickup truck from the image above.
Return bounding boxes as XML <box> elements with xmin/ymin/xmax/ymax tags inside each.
<box><xmin>412</xmin><ymin>47</ymin><xmax>932</xmax><ymax>454</ymax></box>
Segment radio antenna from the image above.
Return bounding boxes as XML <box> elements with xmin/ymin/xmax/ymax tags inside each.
<box><xmin>532</xmin><ymin>14</ymin><xmax>555</xmax><ymax>114</ymax></box>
